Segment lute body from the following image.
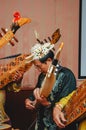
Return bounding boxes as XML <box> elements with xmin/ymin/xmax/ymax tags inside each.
<box><xmin>0</xmin><ymin>54</ymin><xmax>33</xmax><ymax>89</ymax></box>
<box><xmin>63</xmin><ymin>80</ymin><xmax>86</xmax><ymax>126</ymax></box>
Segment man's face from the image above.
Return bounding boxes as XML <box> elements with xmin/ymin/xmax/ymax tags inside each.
<box><xmin>34</xmin><ymin>59</ymin><xmax>51</xmax><ymax>73</ymax></box>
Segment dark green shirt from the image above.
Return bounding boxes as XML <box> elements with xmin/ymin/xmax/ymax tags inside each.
<box><xmin>29</xmin><ymin>67</ymin><xmax>77</xmax><ymax>130</ymax></box>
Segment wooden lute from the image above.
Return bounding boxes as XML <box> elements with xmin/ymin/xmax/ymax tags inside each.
<box><xmin>40</xmin><ymin>42</ymin><xmax>64</xmax><ymax>97</ymax></box>
<box><xmin>0</xmin><ymin>54</ymin><xmax>33</xmax><ymax>89</ymax></box>
<box><xmin>63</xmin><ymin>80</ymin><xmax>86</xmax><ymax>126</ymax></box>
<box><xmin>0</xmin><ymin>12</ymin><xmax>31</xmax><ymax>48</ymax></box>
<box><xmin>0</xmin><ymin>28</ymin><xmax>61</xmax><ymax>89</ymax></box>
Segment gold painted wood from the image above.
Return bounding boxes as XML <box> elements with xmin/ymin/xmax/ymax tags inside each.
<box><xmin>63</xmin><ymin>80</ymin><xmax>86</xmax><ymax>126</ymax></box>
<box><xmin>40</xmin><ymin>42</ymin><xmax>64</xmax><ymax>97</ymax></box>
<box><xmin>0</xmin><ymin>54</ymin><xmax>33</xmax><ymax>89</ymax></box>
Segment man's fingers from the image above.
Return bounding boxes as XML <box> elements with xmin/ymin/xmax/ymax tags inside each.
<box><xmin>60</xmin><ymin>112</ymin><xmax>67</xmax><ymax>123</ymax></box>
<box><xmin>34</xmin><ymin>88</ymin><xmax>41</xmax><ymax>100</ymax></box>
<box><xmin>54</xmin><ymin>114</ymin><xmax>65</xmax><ymax>128</ymax></box>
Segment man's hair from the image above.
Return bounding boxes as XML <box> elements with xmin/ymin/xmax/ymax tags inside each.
<box><xmin>39</xmin><ymin>50</ymin><xmax>54</xmax><ymax>63</ymax></box>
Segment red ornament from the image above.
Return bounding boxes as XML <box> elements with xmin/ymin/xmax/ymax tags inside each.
<box><xmin>13</xmin><ymin>11</ymin><xmax>21</xmax><ymax>22</ymax></box>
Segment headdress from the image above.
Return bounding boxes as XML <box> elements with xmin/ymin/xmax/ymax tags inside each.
<box><xmin>31</xmin><ymin>42</ymin><xmax>54</xmax><ymax>61</ymax></box>
<box><xmin>31</xmin><ymin>28</ymin><xmax>61</xmax><ymax>62</ymax></box>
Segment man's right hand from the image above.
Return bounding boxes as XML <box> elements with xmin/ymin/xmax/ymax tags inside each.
<box><xmin>33</xmin><ymin>88</ymin><xmax>51</xmax><ymax>106</ymax></box>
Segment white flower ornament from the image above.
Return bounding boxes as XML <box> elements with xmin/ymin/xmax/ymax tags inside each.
<box><xmin>31</xmin><ymin>42</ymin><xmax>54</xmax><ymax>60</ymax></box>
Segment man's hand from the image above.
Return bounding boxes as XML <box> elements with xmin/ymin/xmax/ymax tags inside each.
<box><xmin>25</xmin><ymin>98</ymin><xmax>35</xmax><ymax>110</ymax></box>
<box><xmin>53</xmin><ymin>105</ymin><xmax>67</xmax><ymax>128</ymax></box>
<box><xmin>33</xmin><ymin>88</ymin><xmax>51</xmax><ymax>106</ymax></box>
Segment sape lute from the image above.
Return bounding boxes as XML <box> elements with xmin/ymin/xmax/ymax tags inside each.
<box><xmin>0</xmin><ymin>54</ymin><xmax>33</xmax><ymax>89</ymax></box>
<box><xmin>0</xmin><ymin>11</ymin><xmax>31</xmax><ymax>48</ymax></box>
<box><xmin>0</xmin><ymin>29</ymin><xmax>61</xmax><ymax>89</ymax></box>
<box><xmin>40</xmin><ymin>42</ymin><xmax>64</xmax><ymax>97</ymax></box>
<box><xmin>63</xmin><ymin>80</ymin><xmax>86</xmax><ymax>126</ymax></box>
<box><xmin>35</xmin><ymin>28</ymin><xmax>61</xmax><ymax>45</ymax></box>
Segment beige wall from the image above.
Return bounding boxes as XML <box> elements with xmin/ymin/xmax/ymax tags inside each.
<box><xmin>0</xmin><ymin>0</ymin><xmax>83</xmax><ymax>88</ymax></box>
